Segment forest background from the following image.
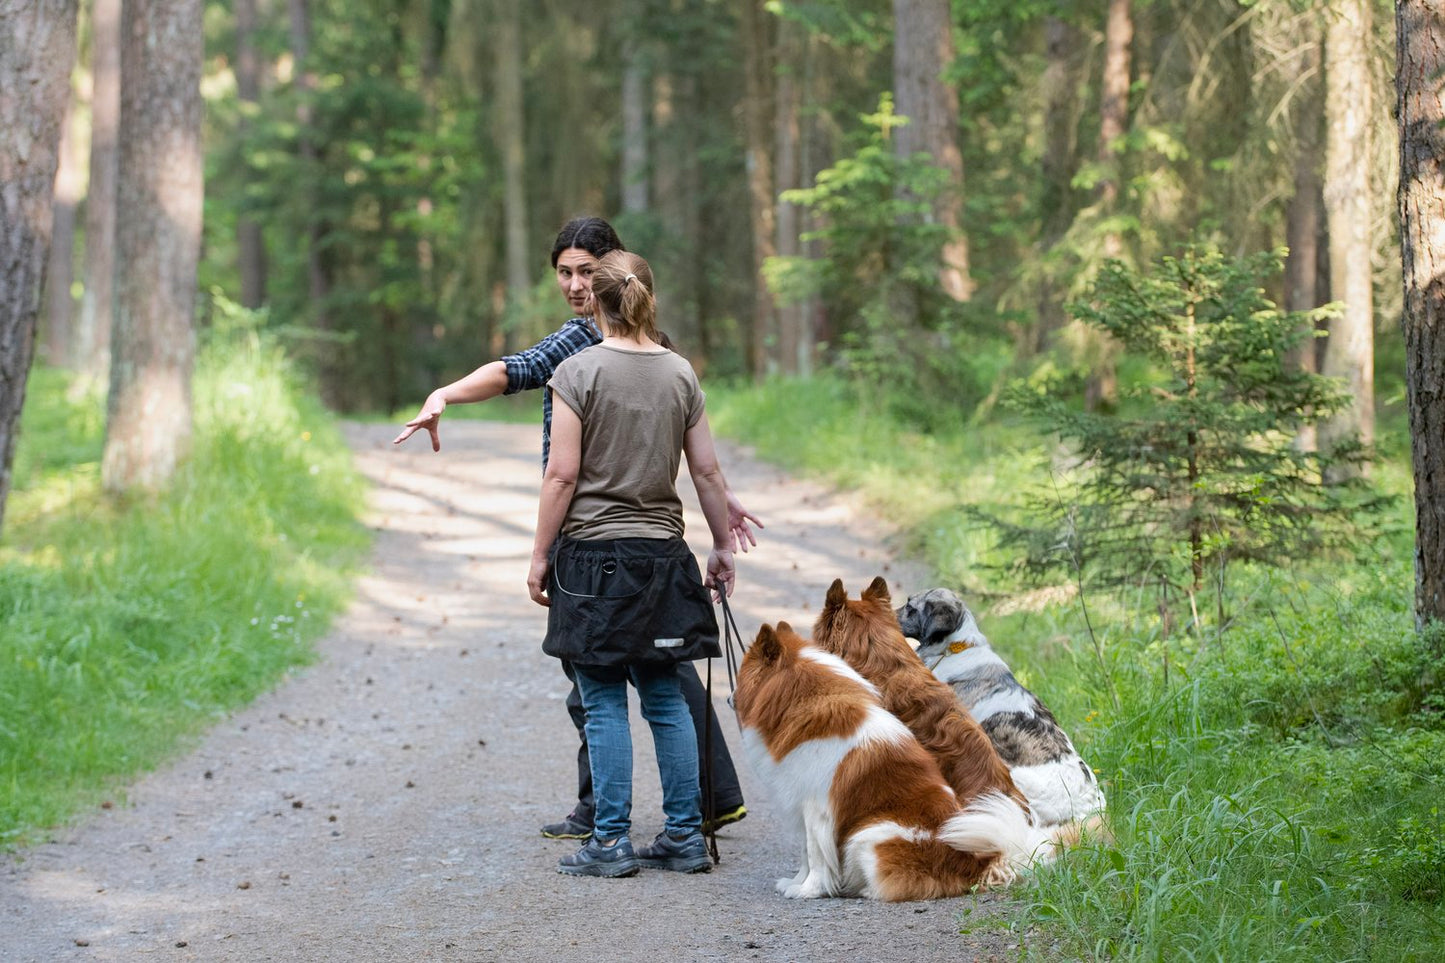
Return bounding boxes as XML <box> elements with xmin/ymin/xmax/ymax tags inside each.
<box><xmin>5</xmin><ymin>0</ymin><xmax>1445</xmax><ymax>960</ymax></box>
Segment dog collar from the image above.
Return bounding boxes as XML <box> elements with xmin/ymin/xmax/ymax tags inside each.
<box><xmin>948</xmin><ymin>640</ymin><xmax>972</xmax><ymax>654</ymax></box>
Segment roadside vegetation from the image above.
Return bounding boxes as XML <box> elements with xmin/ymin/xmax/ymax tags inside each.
<box><xmin>710</xmin><ymin>372</ymin><xmax>1443</xmax><ymax>962</ymax></box>
<box><xmin>0</xmin><ymin>325</ymin><xmax>368</xmax><ymax>848</ymax></box>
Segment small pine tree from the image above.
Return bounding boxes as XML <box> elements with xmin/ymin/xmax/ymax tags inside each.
<box><xmin>997</xmin><ymin>246</ymin><xmax>1373</xmax><ymax>624</ymax></box>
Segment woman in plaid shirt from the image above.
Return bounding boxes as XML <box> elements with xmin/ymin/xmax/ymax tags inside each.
<box><xmin>396</xmin><ymin>216</ymin><xmax>759</xmax><ymax>841</ymax></box>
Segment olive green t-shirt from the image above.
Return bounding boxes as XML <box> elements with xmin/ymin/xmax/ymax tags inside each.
<box><xmin>547</xmin><ymin>343</ymin><xmax>705</xmax><ymax>541</ymax></box>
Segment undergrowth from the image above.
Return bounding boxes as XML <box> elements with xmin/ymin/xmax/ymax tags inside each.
<box><xmin>709</xmin><ymin>372</ymin><xmax>1443</xmax><ymax>962</ymax></box>
<box><xmin>0</xmin><ymin>334</ymin><xmax>368</xmax><ymax>847</ymax></box>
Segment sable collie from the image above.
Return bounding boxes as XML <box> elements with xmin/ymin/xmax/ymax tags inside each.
<box><xmin>812</xmin><ymin>577</ymin><xmax>1029</xmax><ymax>815</ymax></box>
<box><xmin>734</xmin><ymin>621</ymin><xmax>1053</xmax><ymax>901</ymax></box>
<box><xmin>895</xmin><ymin>587</ymin><xmax>1107</xmax><ymax>839</ymax></box>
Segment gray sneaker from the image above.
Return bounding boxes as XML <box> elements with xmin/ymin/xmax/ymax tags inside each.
<box><xmin>636</xmin><ymin>831</ymin><xmax>712</xmax><ymax>873</ymax></box>
<box><xmin>557</xmin><ymin>836</ymin><xmax>639</xmax><ymax>878</ymax></box>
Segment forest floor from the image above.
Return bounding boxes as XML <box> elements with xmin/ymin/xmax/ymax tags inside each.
<box><xmin>1</xmin><ymin>421</ymin><xmax>1024</xmax><ymax>963</ymax></box>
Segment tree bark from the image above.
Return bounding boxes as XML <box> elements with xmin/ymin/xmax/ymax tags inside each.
<box><xmin>1319</xmin><ymin>0</ymin><xmax>1375</xmax><ymax>477</ymax></box>
<box><xmin>45</xmin><ymin>89</ymin><xmax>85</xmax><ymax>368</ymax></box>
<box><xmin>77</xmin><ymin>0</ymin><xmax>120</xmax><ymax>381</ymax></box>
<box><xmin>773</xmin><ymin>15</ymin><xmax>806</xmax><ymax>376</ymax></box>
<box><xmin>621</xmin><ymin>42</ymin><xmax>648</xmax><ymax>216</ymax></box>
<box><xmin>235</xmin><ymin>0</ymin><xmax>267</xmax><ymax>309</ymax></box>
<box><xmin>1097</xmin><ymin>0</ymin><xmax>1133</xmax><ymax>236</ymax></box>
<box><xmin>493</xmin><ymin>0</ymin><xmax>529</xmax><ymax>352</ymax></box>
<box><xmin>1034</xmin><ymin>16</ymin><xmax>1083</xmax><ymax>354</ymax></box>
<box><xmin>101</xmin><ymin>0</ymin><xmax>203</xmax><ymax>494</ymax></box>
<box><xmin>0</xmin><ymin>0</ymin><xmax>80</xmax><ymax>534</ymax></box>
<box><xmin>740</xmin><ymin>0</ymin><xmax>777</xmax><ymax>378</ymax></box>
<box><xmin>1397</xmin><ymin>0</ymin><xmax>1445</xmax><ymax>627</ymax></box>
<box><xmin>892</xmin><ymin>0</ymin><xmax>972</xmax><ymax>301</ymax></box>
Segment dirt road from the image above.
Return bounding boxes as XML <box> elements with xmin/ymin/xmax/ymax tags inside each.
<box><xmin>1</xmin><ymin>421</ymin><xmax>1019</xmax><ymax>962</ymax></box>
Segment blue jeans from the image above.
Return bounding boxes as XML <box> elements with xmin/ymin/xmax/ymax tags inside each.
<box><xmin>571</xmin><ymin>663</ymin><xmax>702</xmax><ymax>842</ymax></box>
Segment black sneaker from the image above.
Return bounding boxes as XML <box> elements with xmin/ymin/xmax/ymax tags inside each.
<box><xmin>540</xmin><ymin>811</ymin><xmax>593</xmax><ymax>840</ymax></box>
<box><xmin>701</xmin><ymin>804</ymin><xmax>746</xmax><ymax>834</ymax></box>
<box><xmin>636</xmin><ymin>830</ymin><xmax>712</xmax><ymax>873</ymax></box>
<box><xmin>558</xmin><ymin>836</ymin><xmax>639</xmax><ymax>878</ymax></box>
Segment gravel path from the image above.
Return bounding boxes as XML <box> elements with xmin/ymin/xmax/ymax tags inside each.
<box><xmin>1</xmin><ymin>421</ymin><xmax>1020</xmax><ymax>963</ymax></box>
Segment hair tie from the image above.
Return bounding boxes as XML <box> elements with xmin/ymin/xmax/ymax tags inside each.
<box><xmin>623</xmin><ymin>273</ymin><xmax>637</xmax><ymax>285</ymax></box>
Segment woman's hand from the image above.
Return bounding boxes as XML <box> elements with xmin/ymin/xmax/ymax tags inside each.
<box><xmin>706</xmin><ymin>548</ymin><xmax>735</xmax><ymax>601</ymax></box>
<box><xmin>527</xmin><ymin>555</ymin><xmax>551</xmax><ymax>607</ymax></box>
<box><xmin>393</xmin><ymin>390</ymin><xmax>447</xmax><ymax>451</ymax></box>
<box><xmin>725</xmin><ymin>491</ymin><xmax>763</xmax><ymax>553</ymax></box>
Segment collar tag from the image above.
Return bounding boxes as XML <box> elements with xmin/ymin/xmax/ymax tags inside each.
<box><xmin>948</xmin><ymin>641</ymin><xmax>971</xmax><ymax>654</ymax></box>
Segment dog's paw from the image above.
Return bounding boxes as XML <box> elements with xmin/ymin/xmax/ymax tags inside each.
<box><xmin>782</xmin><ymin>876</ymin><xmax>827</xmax><ymax>899</ymax></box>
<box><xmin>774</xmin><ymin>877</ymin><xmax>795</xmax><ymax>895</ymax></box>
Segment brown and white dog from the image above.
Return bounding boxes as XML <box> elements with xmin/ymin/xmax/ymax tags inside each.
<box><xmin>812</xmin><ymin>577</ymin><xmax>1029</xmax><ymax>815</ymax></box>
<box><xmin>734</xmin><ymin>621</ymin><xmax>1053</xmax><ymax>901</ymax></box>
<box><xmin>895</xmin><ymin>587</ymin><xmax>1106</xmax><ymax>841</ymax></box>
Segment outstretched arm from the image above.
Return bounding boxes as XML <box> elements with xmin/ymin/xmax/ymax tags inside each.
<box><xmin>393</xmin><ymin>361</ymin><xmax>509</xmax><ymax>451</ymax></box>
<box><xmin>683</xmin><ymin>415</ymin><xmax>736</xmax><ymax>600</ymax></box>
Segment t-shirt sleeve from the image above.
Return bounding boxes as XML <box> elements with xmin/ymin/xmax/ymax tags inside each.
<box><xmin>683</xmin><ymin>362</ymin><xmax>705</xmax><ymax>429</ymax></box>
<box><xmin>548</xmin><ymin>358</ymin><xmax>586</xmax><ymax>419</ymax></box>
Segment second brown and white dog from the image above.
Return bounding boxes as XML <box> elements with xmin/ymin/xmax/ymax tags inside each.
<box><xmin>734</xmin><ymin>621</ymin><xmax>1053</xmax><ymax>901</ymax></box>
<box><xmin>895</xmin><ymin>588</ymin><xmax>1107</xmax><ymax>841</ymax></box>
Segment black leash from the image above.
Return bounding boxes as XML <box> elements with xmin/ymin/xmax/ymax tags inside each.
<box><xmin>701</xmin><ymin>590</ymin><xmax>749</xmax><ymax>864</ymax></box>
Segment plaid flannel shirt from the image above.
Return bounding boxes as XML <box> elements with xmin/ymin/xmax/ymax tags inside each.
<box><xmin>501</xmin><ymin>317</ymin><xmax>603</xmax><ymax>471</ymax></box>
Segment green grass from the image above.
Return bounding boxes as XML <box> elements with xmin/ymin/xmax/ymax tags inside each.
<box><xmin>709</xmin><ymin>372</ymin><xmax>1444</xmax><ymax>962</ymax></box>
<box><xmin>0</xmin><ymin>339</ymin><xmax>368</xmax><ymax>847</ymax></box>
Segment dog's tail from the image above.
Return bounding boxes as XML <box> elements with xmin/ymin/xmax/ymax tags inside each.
<box><xmin>938</xmin><ymin>791</ymin><xmax>1056</xmax><ymax>885</ymax></box>
<box><xmin>1046</xmin><ymin>810</ymin><xmax>1112</xmax><ymax>850</ymax></box>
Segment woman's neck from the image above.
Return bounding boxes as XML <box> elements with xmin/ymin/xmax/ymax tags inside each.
<box><xmin>601</xmin><ymin>329</ymin><xmax>660</xmax><ymax>351</ymax></box>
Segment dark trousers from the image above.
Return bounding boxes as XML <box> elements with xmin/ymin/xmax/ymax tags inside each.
<box><xmin>562</xmin><ymin>659</ymin><xmax>743</xmax><ymax>825</ymax></box>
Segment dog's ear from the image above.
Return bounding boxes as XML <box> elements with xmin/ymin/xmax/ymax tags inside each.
<box><xmin>863</xmin><ymin>575</ymin><xmax>891</xmax><ymax>604</ymax></box>
<box><xmin>752</xmin><ymin>623</ymin><xmax>783</xmax><ymax>663</ymax></box>
<box><xmin>824</xmin><ymin>579</ymin><xmax>848</xmax><ymax>611</ymax></box>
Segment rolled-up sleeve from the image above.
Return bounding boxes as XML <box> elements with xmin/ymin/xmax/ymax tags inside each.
<box><xmin>501</xmin><ymin>320</ymin><xmax>600</xmax><ymax>394</ymax></box>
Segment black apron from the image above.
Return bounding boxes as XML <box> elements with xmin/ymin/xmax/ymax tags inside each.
<box><xmin>542</xmin><ymin>535</ymin><xmax>721</xmax><ymax>667</ymax></box>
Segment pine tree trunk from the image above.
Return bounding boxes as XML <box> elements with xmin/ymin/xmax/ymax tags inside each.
<box><xmin>0</xmin><ymin>0</ymin><xmax>80</xmax><ymax>534</ymax></box>
<box><xmin>1319</xmin><ymin>0</ymin><xmax>1375</xmax><ymax>478</ymax></box>
<box><xmin>45</xmin><ymin>90</ymin><xmax>85</xmax><ymax>368</ymax></box>
<box><xmin>652</xmin><ymin>69</ymin><xmax>703</xmax><ymax>362</ymax></box>
<box><xmin>621</xmin><ymin>45</ymin><xmax>648</xmax><ymax>216</ymax></box>
<box><xmin>740</xmin><ymin>0</ymin><xmax>777</xmax><ymax>378</ymax></box>
<box><xmin>493</xmin><ymin>0</ymin><xmax>529</xmax><ymax>352</ymax></box>
<box><xmin>892</xmin><ymin>0</ymin><xmax>972</xmax><ymax>301</ymax></box>
<box><xmin>235</xmin><ymin>0</ymin><xmax>267</xmax><ymax>309</ymax></box>
<box><xmin>1397</xmin><ymin>0</ymin><xmax>1445</xmax><ymax>627</ymax></box>
<box><xmin>1097</xmin><ymin>0</ymin><xmax>1132</xmax><ymax>256</ymax></box>
<box><xmin>773</xmin><ymin>15</ymin><xmax>806</xmax><ymax>376</ymax></box>
<box><xmin>1035</xmin><ymin>16</ymin><xmax>1082</xmax><ymax>354</ymax></box>
<box><xmin>77</xmin><ymin>0</ymin><xmax>119</xmax><ymax>381</ymax></box>
<box><xmin>1081</xmin><ymin>0</ymin><xmax>1132</xmax><ymax>410</ymax></box>
<box><xmin>101</xmin><ymin>0</ymin><xmax>202</xmax><ymax>494</ymax></box>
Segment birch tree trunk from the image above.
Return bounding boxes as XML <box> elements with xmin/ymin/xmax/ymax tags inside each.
<box><xmin>1319</xmin><ymin>0</ymin><xmax>1375</xmax><ymax>477</ymax></box>
<box><xmin>101</xmin><ymin>0</ymin><xmax>203</xmax><ymax>494</ymax></box>
<box><xmin>77</xmin><ymin>0</ymin><xmax>120</xmax><ymax>380</ymax></box>
<box><xmin>892</xmin><ymin>0</ymin><xmax>972</xmax><ymax>302</ymax></box>
<box><xmin>0</xmin><ymin>0</ymin><xmax>80</xmax><ymax>533</ymax></box>
<box><xmin>1397</xmin><ymin>0</ymin><xmax>1445</xmax><ymax>626</ymax></box>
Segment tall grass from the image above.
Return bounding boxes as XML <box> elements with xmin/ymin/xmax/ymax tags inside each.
<box><xmin>710</xmin><ymin>373</ymin><xmax>1445</xmax><ymax>962</ymax></box>
<box><xmin>0</xmin><ymin>332</ymin><xmax>368</xmax><ymax>847</ymax></box>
